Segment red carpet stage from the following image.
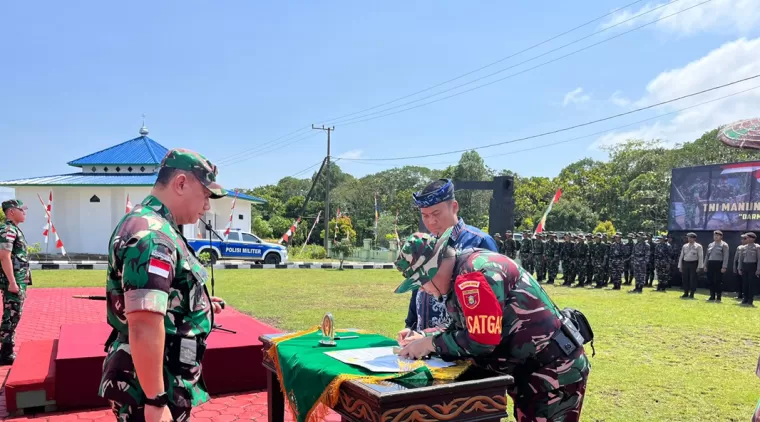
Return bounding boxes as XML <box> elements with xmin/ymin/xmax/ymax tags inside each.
<box><xmin>1</xmin><ymin>288</ymin><xmax>282</xmax><ymax>417</ymax></box>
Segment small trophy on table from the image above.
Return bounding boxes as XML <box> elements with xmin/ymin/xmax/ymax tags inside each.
<box><xmin>319</xmin><ymin>312</ymin><xmax>336</xmax><ymax>347</ymax></box>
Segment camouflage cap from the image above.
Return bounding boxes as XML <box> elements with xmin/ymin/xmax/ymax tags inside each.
<box><xmin>394</xmin><ymin>227</ymin><xmax>453</xmax><ymax>294</ymax></box>
<box><xmin>1</xmin><ymin>199</ymin><xmax>26</xmax><ymax>212</ymax></box>
<box><xmin>493</xmin><ymin>233</ymin><xmax>501</xmax><ymax>238</ymax></box>
<box><xmin>160</xmin><ymin>148</ymin><xmax>227</xmax><ymax>199</ymax></box>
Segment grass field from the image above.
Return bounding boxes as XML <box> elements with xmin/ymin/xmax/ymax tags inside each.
<box><xmin>32</xmin><ymin>269</ymin><xmax>760</xmax><ymax>422</ymax></box>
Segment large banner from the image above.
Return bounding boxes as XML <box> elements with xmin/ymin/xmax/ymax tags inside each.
<box><xmin>669</xmin><ymin>161</ymin><xmax>760</xmax><ymax>232</ymax></box>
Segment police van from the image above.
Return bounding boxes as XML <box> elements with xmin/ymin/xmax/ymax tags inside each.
<box><xmin>187</xmin><ymin>228</ymin><xmax>288</xmax><ymax>265</ymax></box>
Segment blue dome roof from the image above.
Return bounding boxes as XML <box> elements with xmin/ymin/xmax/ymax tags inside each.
<box><xmin>67</xmin><ymin>136</ymin><xmax>169</xmax><ymax>167</ymax></box>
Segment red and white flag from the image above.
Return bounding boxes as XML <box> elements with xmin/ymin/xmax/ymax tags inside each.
<box><xmin>42</xmin><ymin>190</ymin><xmax>52</xmax><ymax>243</ymax></box>
<box><xmin>534</xmin><ymin>188</ymin><xmax>562</xmax><ymax>235</ymax></box>
<box><xmin>223</xmin><ymin>191</ymin><xmax>238</xmax><ymax>239</ymax></box>
<box><xmin>148</xmin><ymin>256</ymin><xmax>171</xmax><ymax>278</ymax></box>
<box><xmin>278</xmin><ymin>217</ymin><xmax>301</xmax><ymax>244</ymax></box>
<box><xmin>37</xmin><ymin>192</ymin><xmax>66</xmax><ymax>256</ymax></box>
<box><xmin>126</xmin><ymin>194</ymin><xmax>133</xmax><ymax>214</ymax></box>
<box><xmin>720</xmin><ymin>162</ymin><xmax>760</xmax><ymax>181</ymax></box>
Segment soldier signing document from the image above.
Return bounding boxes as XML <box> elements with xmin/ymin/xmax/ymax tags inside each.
<box><xmin>98</xmin><ymin>149</ymin><xmax>227</xmax><ymax>422</ymax></box>
<box><xmin>394</xmin><ymin>227</ymin><xmax>591</xmax><ymax>422</ymax></box>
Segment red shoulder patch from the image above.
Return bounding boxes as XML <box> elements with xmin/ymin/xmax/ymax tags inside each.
<box><xmin>454</xmin><ymin>271</ymin><xmax>503</xmax><ymax>346</ymax></box>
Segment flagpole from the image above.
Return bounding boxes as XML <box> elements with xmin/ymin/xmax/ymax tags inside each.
<box><xmin>301</xmin><ymin>210</ymin><xmax>322</xmax><ymax>255</ymax></box>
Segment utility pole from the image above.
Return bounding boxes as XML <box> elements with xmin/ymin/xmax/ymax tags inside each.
<box><xmin>312</xmin><ymin>124</ymin><xmax>334</xmax><ymax>254</ymax></box>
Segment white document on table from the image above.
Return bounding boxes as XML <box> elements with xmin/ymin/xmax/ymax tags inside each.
<box><xmin>324</xmin><ymin>346</ymin><xmax>455</xmax><ymax>373</ymax></box>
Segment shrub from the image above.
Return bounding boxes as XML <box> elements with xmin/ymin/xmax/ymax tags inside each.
<box><xmin>290</xmin><ymin>244</ymin><xmax>327</xmax><ymax>260</ymax></box>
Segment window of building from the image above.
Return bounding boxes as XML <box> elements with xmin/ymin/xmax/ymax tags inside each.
<box><xmin>90</xmin><ymin>195</ymin><xmax>100</xmax><ymax>203</ymax></box>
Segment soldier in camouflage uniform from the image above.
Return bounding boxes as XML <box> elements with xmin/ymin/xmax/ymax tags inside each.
<box><xmin>646</xmin><ymin>234</ymin><xmax>656</xmax><ymax>287</ymax></box>
<box><xmin>654</xmin><ymin>236</ymin><xmax>672</xmax><ymax>292</ymax></box>
<box><xmin>545</xmin><ymin>233</ymin><xmax>560</xmax><ymax>284</ymax></box>
<box><xmin>98</xmin><ymin>149</ymin><xmax>228</xmax><ymax>421</ymax></box>
<box><xmin>602</xmin><ymin>234</ymin><xmax>612</xmax><ymax>285</ymax></box>
<box><xmin>607</xmin><ymin>233</ymin><xmax>626</xmax><ymax>290</ymax></box>
<box><xmin>504</xmin><ymin>231</ymin><xmax>517</xmax><ymax>260</ymax></box>
<box><xmin>591</xmin><ymin>234</ymin><xmax>606</xmax><ymax>288</ymax></box>
<box><xmin>631</xmin><ymin>232</ymin><xmax>650</xmax><ymax>293</ymax></box>
<box><xmin>520</xmin><ymin>231</ymin><xmax>534</xmax><ymax>275</ymax></box>
<box><xmin>533</xmin><ymin>233</ymin><xmax>546</xmax><ymax>282</ymax></box>
<box><xmin>0</xmin><ymin>199</ymin><xmax>31</xmax><ymax>365</ymax></box>
<box><xmin>560</xmin><ymin>233</ymin><xmax>574</xmax><ymax>286</ymax></box>
<box><xmin>573</xmin><ymin>235</ymin><xmax>589</xmax><ymax>288</ymax></box>
<box><xmin>584</xmin><ymin>234</ymin><xmax>594</xmax><ymax>287</ymax></box>
<box><xmin>493</xmin><ymin>233</ymin><xmax>504</xmax><ymax>255</ymax></box>
<box><xmin>395</xmin><ymin>227</ymin><xmax>590</xmax><ymax>422</ymax></box>
<box><xmin>622</xmin><ymin>234</ymin><xmax>633</xmax><ymax>285</ymax></box>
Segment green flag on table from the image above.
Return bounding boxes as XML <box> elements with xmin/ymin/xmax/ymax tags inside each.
<box><xmin>267</xmin><ymin>326</ymin><xmax>471</xmax><ymax>422</ymax></box>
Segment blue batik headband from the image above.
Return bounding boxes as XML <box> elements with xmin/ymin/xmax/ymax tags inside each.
<box><xmin>412</xmin><ymin>179</ymin><xmax>455</xmax><ymax>208</ymax></box>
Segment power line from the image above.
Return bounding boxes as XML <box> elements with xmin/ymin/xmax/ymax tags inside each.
<box><xmin>219</xmin><ymin>131</ymin><xmax>321</xmax><ymax>168</ymax></box>
<box><xmin>311</xmin><ymin>0</ymin><xmax>650</xmax><ymax>126</ymax></box>
<box><xmin>330</xmin><ymin>0</ymin><xmax>712</xmax><ymax>128</ymax></box>
<box><xmin>339</xmin><ymin>72</ymin><xmax>760</xmax><ymax>162</ymax></box>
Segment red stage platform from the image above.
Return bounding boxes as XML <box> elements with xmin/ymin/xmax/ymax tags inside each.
<box><xmin>2</xmin><ymin>288</ymin><xmax>282</xmax><ymax>416</ymax></box>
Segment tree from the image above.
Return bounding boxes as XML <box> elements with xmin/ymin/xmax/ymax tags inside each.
<box><xmin>0</xmin><ymin>208</ymin><xmax>4</xmax><ymax>224</ymax></box>
<box><xmin>547</xmin><ymin>199</ymin><xmax>598</xmax><ymax>232</ymax></box>
<box><xmin>252</xmin><ymin>215</ymin><xmax>273</xmax><ymax>238</ymax></box>
<box><xmin>268</xmin><ymin>215</ymin><xmax>292</xmax><ymax>239</ymax></box>
<box><xmin>594</xmin><ymin>221</ymin><xmax>616</xmax><ymax>237</ymax></box>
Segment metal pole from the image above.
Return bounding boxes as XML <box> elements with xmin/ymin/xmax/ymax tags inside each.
<box><xmin>312</xmin><ymin>125</ymin><xmax>334</xmax><ymax>254</ymax></box>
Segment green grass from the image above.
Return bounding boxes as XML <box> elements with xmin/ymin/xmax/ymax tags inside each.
<box><xmin>31</xmin><ymin>269</ymin><xmax>760</xmax><ymax>422</ymax></box>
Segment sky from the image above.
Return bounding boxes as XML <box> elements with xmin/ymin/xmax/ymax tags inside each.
<box><xmin>1</xmin><ymin>0</ymin><xmax>759</xmax><ymax>190</ymax></box>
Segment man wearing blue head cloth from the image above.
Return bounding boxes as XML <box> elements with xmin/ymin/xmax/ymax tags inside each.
<box><xmin>397</xmin><ymin>179</ymin><xmax>499</xmax><ymax>345</ymax></box>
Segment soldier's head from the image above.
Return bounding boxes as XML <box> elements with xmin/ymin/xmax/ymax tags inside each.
<box><xmin>413</xmin><ymin>179</ymin><xmax>458</xmax><ymax>237</ymax></box>
<box><xmin>614</xmin><ymin>232</ymin><xmax>622</xmax><ymax>243</ymax></box>
<box><xmin>713</xmin><ymin>230</ymin><xmax>723</xmax><ymax>242</ymax></box>
<box><xmin>594</xmin><ymin>234</ymin><xmax>601</xmax><ymax>243</ymax></box>
<box><xmin>686</xmin><ymin>232</ymin><xmax>697</xmax><ymax>243</ymax></box>
<box><xmin>637</xmin><ymin>232</ymin><xmax>646</xmax><ymax>242</ymax></box>
<box><xmin>746</xmin><ymin>232</ymin><xmax>756</xmax><ymax>244</ymax></box>
<box><xmin>153</xmin><ymin>148</ymin><xmax>227</xmax><ymax>225</ymax></box>
<box><xmin>505</xmin><ymin>230</ymin><xmax>512</xmax><ymax>238</ymax></box>
<box><xmin>1</xmin><ymin>199</ymin><xmax>27</xmax><ymax>224</ymax></box>
<box><xmin>741</xmin><ymin>233</ymin><xmax>748</xmax><ymax>244</ymax></box>
<box><xmin>394</xmin><ymin>227</ymin><xmax>456</xmax><ymax>299</ymax></box>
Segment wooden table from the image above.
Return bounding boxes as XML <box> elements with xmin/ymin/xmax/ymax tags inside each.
<box><xmin>260</xmin><ymin>333</ymin><xmax>514</xmax><ymax>422</ymax></box>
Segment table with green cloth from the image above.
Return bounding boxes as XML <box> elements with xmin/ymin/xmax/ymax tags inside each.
<box><xmin>259</xmin><ymin>326</ymin><xmax>514</xmax><ymax>422</ymax></box>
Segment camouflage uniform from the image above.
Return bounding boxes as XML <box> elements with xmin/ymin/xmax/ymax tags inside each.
<box><xmin>632</xmin><ymin>233</ymin><xmax>650</xmax><ymax>292</ymax></box>
<box><xmin>533</xmin><ymin>234</ymin><xmax>546</xmax><ymax>281</ymax></box>
<box><xmin>394</xmin><ymin>229</ymin><xmax>590</xmax><ymax>422</ymax></box>
<box><xmin>655</xmin><ymin>238</ymin><xmax>672</xmax><ymax>291</ymax></box>
<box><xmin>545</xmin><ymin>233</ymin><xmax>560</xmax><ymax>284</ymax></box>
<box><xmin>560</xmin><ymin>234</ymin><xmax>574</xmax><ymax>286</ymax></box>
<box><xmin>646</xmin><ymin>236</ymin><xmax>656</xmax><ymax>286</ymax></box>
<box><xmin>623</xmin><ymin>234</ymin><xmax>634</xmax><ymax>285</ymax></box>
<box><xmin>0</xmin><ymin>199</ymin><xmax>31</xmax><ymax>364</ymax></box>
<box><xmin>608</xmin><ymin>235</ymin><xmax>626</xmax><ymax>290</ymax></box>
<box><xmin>519</xmin><ymin>232</ymin><xmax>534</xmax><ymax>275</ymax></box>
<box><xmin>494</xmin><ymin>234</ymin><xmax>505</xmax><ymax>255</ymax></box>
<box><xmin>602</xmin><ymin>235</ymin><xmax>611</xmax><ymax>285</ymax></box>
<box><xmin>591</xmin><ymin>235</ymin><xmax>606</xmax><ymax>288</ymax></box>
<box><xmin>584</xmin><ymin>234</ymin><xmax>594</xmax><ymax>286</ymax></box>
<box><xmin>504</xmin><ymin>232</ymin><xmax>517</xmax><ymax>260</ymax></box>
<box><xmin>99</xmin><ymin>149</ymin><xmax>227</xmax><ymax>421</ymax></box>
<box><xmin>574</xmin><ymin>236</ymin><xmax>589</xmax><ymax>287</ymax></box>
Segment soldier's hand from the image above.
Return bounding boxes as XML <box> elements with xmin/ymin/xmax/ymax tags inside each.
<box><xmin>721</xmin><ymin>268</ymin><xmax>726</xmax><ymax>273</ymax></box>
<box><xmin>210</xmin><ymin>297</ymin><xmax>225</xmax><ymax>314</ymax></box>
<box><xmin>398</xmin><ymin>329</ymin><xmax>424</xmax><ymax>347</ymax></box>
<box><xmin>399</xmin><ymin>336</ymin><xmax>435</xmax><ymax>360</ymax></box>
<box><xmin>144</xmin><ymin>404</ymin><xmax>172</xmax><ymax>422</ymax></box>
<box><xmin>7</xmin><ymin>282</ymin><xmax>19</xmax><ymax>294</ymax></box>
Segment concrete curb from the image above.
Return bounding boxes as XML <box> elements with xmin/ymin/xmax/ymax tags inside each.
<box><xmin>29</xmin><ymin>262</ymin><xmax>395</xmax><ymax>270</ymax></box>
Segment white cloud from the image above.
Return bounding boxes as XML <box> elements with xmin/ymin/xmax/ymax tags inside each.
<box><xmin>563</xmin><ymin>87</ymin><xmax>591</xmax><ymax>107</ymax></box>
<box><xmin>337</xmin><ymin>149</ymin><xmax>363</xmax><ymax>159</ymax></box>
<box><xmin>600</xmin><ymin>0</ymin><xmax>760</xmax><ymax>36</ymax></box>
<box><xmin>592</xmin><ymin>37</ymin><xmax>760</xmax><ymax>149</ymax></box>
<box><xmin>610</xmin><ymin>90</ymin><xmax>631</xmax><ymax>107</ymax></box>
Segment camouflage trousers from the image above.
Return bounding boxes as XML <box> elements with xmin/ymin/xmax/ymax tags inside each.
<box><xmin>510</xmin><ymin>378</ymin><xmax>587</xmax><ymax>422</ymax></box>
<box><xmin>547</xmin><ymin>257</ymin><xmax>560</xmax><ymax>283</ymax></box>
<box><xmin>647</xmin><ymin>261</ymin><xmax>655</xmax><ymax>285</ymax></box>
<box><xmin>562</xmin><ymin>259</ymin><xmax>576</xmax><ymax>284</ymax></box>
<box><xmin>609</xmin><ymin>259</ymin><xmax>624</xmax><ymax>288</ymax></box>
<box><xmin>655</xmin><ymin>261</ymin><xmax>671</xmax><ymax>289</ymax></box>
<box><xmin>574</xmin><ymin>261</ymin><xmax>587</xmax><ymax>286</ymax></box>
<box><xmin>521</xmin><ymin>254</ymin><xmax>534</xmax><ymax>274</ymax></box>
<box><xmin>109</xmin><ymin>400</ymin><xmax>191</xmax><ymax>422</ymax></box>
<box><xmin>534</xmin><ymin>255</ymin><xmax>546</xmax><ymax>281</ymax></box>
<box><xmin>592</xmin><ymin>262</ymin><xmax>605</xmax><ymax>287</ymax></box>
<box><xmin>634</xmin><ymin>261</ymin><xmax>648</xmax><ymax>289</ymax></box>
<box><xmin>1</xmin><ymin>283</ymin><xmax>27</xmax><ymax>349</ymax></box>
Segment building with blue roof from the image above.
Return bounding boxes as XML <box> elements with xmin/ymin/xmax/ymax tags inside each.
<box><xmin>0</xmin><ymin>124</ymin><xmax>265</xmax><ymax>255</ymax></box>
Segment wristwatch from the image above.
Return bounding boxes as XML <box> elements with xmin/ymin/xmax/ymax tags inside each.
<box><xmin>145</xmin><ymin>392</ymin><xmax>169</xmax><ymax>407</ymax></box>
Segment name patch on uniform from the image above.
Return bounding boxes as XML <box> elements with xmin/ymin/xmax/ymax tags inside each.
<box><xmin>148</xmin><ymin>257</ymin><xmax>171</xmax><ymax>278</ymax></box>
<box><xmin>454</xmin><ymin>271</ymin><xmax>503</xmax><ymax>346</ymax></box>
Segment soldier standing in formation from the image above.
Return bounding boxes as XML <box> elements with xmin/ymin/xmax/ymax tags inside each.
<box><xmin>98</xmin><ymin>149</ymin><xmax>227</xmax><ymax>421</ymax></box>
<box><xmin>0</xmin><ymin>199</ymin><xmax>30</xmax><ymax>365</ymax></box>
<box><xmin>738</xmin><ymin>232</ymin><xmax>759</xmax><ymax>306</ymax></box>
<box><xmin>574</xmin><ymin>234</ymin><xmax>590</xmax><ymax>287</ymax></box>
<box><xmin>533</xmin><ymin>233</ymin><xmax>546</xmax><ymax>282</ymax></box>
<box><xmin>608</xmin><ymin>233</ymin><xmax>626</xmax><ymax>290</ymax></box>
<box><xmin>678</xmin><ymin>232</ymin><xmax>703</xmax><ymax>299</ymax></box>
<box><xmin>646</xmin><ymin>234</ymin><xmax>656</xmax><ymax>287</ymax></box>
<box><xmin>668</xmin><ymin>234</ymin><xmax>682</xmax><ymax>288</ymax></box>
<box><xmin>602</xmin><ymin>234</ymin><xmax>612</xmax><ymax>286</ymax></box>
<box><xmin>592</xmin><ymin>234</ymin><xmax>607</xmax><ymax>288</ymax></box>
<box><xmin>654</xmin><ymin>236</ymin><xmax>672</xmax><ymax>292</ymax></box>
<box><xmin>520</xmin><ymin>231</ymin><xmax>534</xmax><ymax>276</ymax></box>
<box><xmin>560</xmin><ymin>233</ymin><xmax>574</xmax><ymax>286</ymax></box>
<box><xmin>623</xmin><ymin>233</ymin><xmax>634</xmax><ymax>285</ymax></box>
<box><xmin>705</xmin><ymin>230</ymin><xmax>729</xmax><ymax>302</ymax></box>
<box><xmin>545</xmin><ymin>233</ymin><xmax>560</xmax><ymax>284</ymax></box>
<box><xmin>504</xmin><ymin>231</ymin><xmax>517</xmax><ymax>259</ymax></box>
<box><xmin>395</xmin><ymin>228</ymin><xmax>590</xmax><ymax>421</ymax></box>
<box><xmin>734</xmin><ymin>234</ymin><xmax>747</xmax><ymax>301</ymax></box>
<box><xmin>632</xmin><ymin>233</ymin><xmax>650</xmax><ymax>294</ymax></box>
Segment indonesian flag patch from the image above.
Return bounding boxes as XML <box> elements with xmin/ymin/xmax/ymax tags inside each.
<box><xmin>148</xmin><ymin>257</ymin><xmax>171</xmax><ymax>278</ymax></box>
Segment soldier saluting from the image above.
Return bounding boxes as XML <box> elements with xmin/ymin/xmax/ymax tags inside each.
<box><xmin>98</xmin><ymin>149</ymin><xmax>227</xmax><ymax>421</ymax></box>
<box><xmin>0</xmin><ymin>199</ymin><xmax>30</xmax><ymax>365</ymax></box>
<box><xmin>394</xmin><ymin>227</ymin><xmax>590</xmax><ymax>421</ymax></box>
